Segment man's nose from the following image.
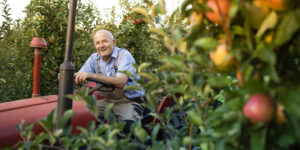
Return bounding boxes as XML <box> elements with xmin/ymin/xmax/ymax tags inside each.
<box><xmin>100</xmin><ymin>43</ymin><xmax>105</xmax><ymax>48</ymax></box>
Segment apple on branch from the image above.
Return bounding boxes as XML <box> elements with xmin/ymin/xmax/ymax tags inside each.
<box><xmin>243</xmin><ymin>94</ymin><xmax>275</xmax><ymax>124</ymax></box>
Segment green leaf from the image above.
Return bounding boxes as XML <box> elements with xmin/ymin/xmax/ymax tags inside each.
<box><xmin>96</xmin><ymin>124</ymin><xmax>110</xmax><ymax>135</ymax></box>
<box><xmin>151</xmin><ymin>124</ymin><xmax>160</xmax><ymax>143</ymax></box>
<box><xmin>118</xmin><ymin>70</ymin><xmax>134</xmax><ymax>79</ymax></box>
<box><xmin>139</xmin><ymin>72</ymin><xmax>158</xmax><ymax>81</ymax></box>
<box><xmin>195</xmin><ymin>37</ymin><xmax>219</xmax><ymax>50</ymax></box>
<box><xmin>158</xmin><ymin>0</ymin><xmax>166</xmax><ymax>14</ymax></box>
<box><xmin>144</xmin><ymin>0</ymin><xmax>153</xmax><ymax>8</ymax></box>
<box><xmin>207</xmin><ymin>76</ymin><xmax>233</xmax><ymax>87</ymax></box>
<box><xmin>183</xmin><ymin>136</ymin><xmax>194</xmax><ymax>145</ymax></box>
<box><xmin>16</xmin><ymin>120</ymin><xmax>25</xmax><ymax>132</ymax></box>
<box><xmin>39</xmin><ymin>109</ymin><xmax>56</xmax><ymax>132</ymax></box>
<box><xmin>168</xmin><ymin>85</ymin><xmax>186</xmax><ymax>94</ymax></box>
<box><xmin>169</xmin><ymin>9</ymin><xmax>177</xmax><ymax>25</ymax></box>
<box><xmin>245</xmin><ymin>2</ymin><xmax>266</xmax><ymax>29</ymax></box>
<box><xmin>132</xmin><ymin>7</ymin><xmax>149</xmax><ymax>18</ymax></box>
<box><xmin>76</xmin><ymin>126</ymin><xmax>88</xmax><ymax>135</ymax></box>
<box><xmin>226</xmin><ymin>98</ymin><xmax>243</xmax><ymax>111</ymax></box>
<box><xmin>58</xmin><ymin>110</ymin><xmax>76</xmax><ymax>128</ymax></box>
<box><xmin>109</xmin><ymin>129</ymin><xmax>121</xmax><ymax>139</ymax></box>
<box><xmin>104</xmin><ymin>103</ymin><xmax>114</xmax><ymax>120</ymax></box>
<box><xmin>151</xmin><ymin>5</ymin><xmax>157</xmax><ymax>20</ymax></box>
<box><xmin>256</xmin><ymin>45</ymin><xmax>276</xmax><ymax>65</ymax></box>
<box><xmin>277</xmin><ymin>134</ymin><xmax>295</xmax><ymax>148</ymax></box>
<box><xmin>138</xmin><ymin>62</ymin><xmax>151</xmax><ymax>73</ymax></box>
<box><xmin>24</xmin><ymin>142</ymin><xmax>32</xmax><ymax>150</ymax></box>
<box><xmin>240</xmin><ymin>79</ymin><xmax>266</xmax><ymax>94</ymax></box>
<box><xmin>90</xmin><ymin>136</ymin><xmax>106</xmax><ymax>144</ymax></box>
<box><xmin>262</xmin><ymin>65</ymin><xmax>279</xmax><ymax>83</ymax></box>
<box><xmin>53</xmin><ymin>128</ymin><xmax>63</xmax><ymax>137</ymax></box>
<box><xmin>274</xmin><ymin>11</ymin><xmax>300</xmax><ymax>46</ymax></box>
<box><xmin>162</xmin><ymin>55</ymin><xmax>184</xmax><ymax>70</ymax></box>
<box><xmin>0</xmin><ymin>78</ymin><xmax>6</xmax><ymax>83</ymax></box>
<box><xmin>123</xmin><ymin>85</ymin><xmax>141</xmax><ymax>91</ymax></box>
<box><xmin>232</xmin><ymin>25</ymin><xmax>245</xmax><ymax>35</ymax></box>
<box><xmin>142</xmin><ymin>17</ymin><xmax>155</xmax><ymax>27</ymax></box>
<box><xmin>132</xmin><ymin>6</ymin><xmax>154</xmax><ymax>26</ymax></box>
<box><xmin>279</xmin><ymin>87</ymin><xmax>300</xmax><ymax>118</ymax></box>
<box><xmin>187</xmin><ymin>109</ymin><xmax>202</xmax><ymax>126</ymax></box>
<box><xmin>24</xmin><ymin>123</ymin><xmax>34</xmax><ymax>133</ymax></box>
<box><xmin>250</xmin><ymin>127</ymin><xmax>267</xmax><ymax>150</ymax></box>
<box><xmin>229</xmin><ymin>0</ymin><xmax>239</xmax><ymax>19</ymax></box>
<box><xmin>163</xmin><ymin>106</ymin><xmax>177</xmax><ymax>123</ymax></box>
<box><xmin>134</xmin><ymin>126</ymin><xmax>148</xmax><ymax>142</ymax></box>
<box><xmin>256</xmin><ymin>11</ymin><xmax>278</xmax><ymax>38</ymax></box>
<box><xmin>149</xmin><ymin>113</ymin><xmax>162</xmax><ymax>122</ymax></box>
<box><xmin>150</xmin><ymin>34</ymin><xmax>162</xmax><ymax>42</ymax></box>
<box><xmin>148</xmin><ymin>28</ymin><xmax>167</xmax><ymax>38</ymax></box>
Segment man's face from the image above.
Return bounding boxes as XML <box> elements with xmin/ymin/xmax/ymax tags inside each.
<box><xmin>94</xmin><ymin>32</ymin><xmax>116</xmax><ymax>61</ymax></box>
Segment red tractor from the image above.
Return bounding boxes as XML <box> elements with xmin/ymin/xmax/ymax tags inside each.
<box><xmin>0</xmin><ymin>80</ymin><xmax>175</xmax><ymax>148</ymax></box>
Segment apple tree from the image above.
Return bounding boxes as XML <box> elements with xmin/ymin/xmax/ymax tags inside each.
<box><xmin>134</xmin><ymin>0</ymin><xmax>300</xmax><ymax>149</ymax></box>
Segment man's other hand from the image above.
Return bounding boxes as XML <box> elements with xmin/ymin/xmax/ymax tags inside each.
<box><xmin>74</xmin><ymin>72</ymin><xmax>93</xmax><ymax>84</ymax></box>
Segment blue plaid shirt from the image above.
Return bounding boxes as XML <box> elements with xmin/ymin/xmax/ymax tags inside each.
<box><xmin>79</xmin><ymin>46</ymin><xmax>145</xmax><ymax>99</ymax></box>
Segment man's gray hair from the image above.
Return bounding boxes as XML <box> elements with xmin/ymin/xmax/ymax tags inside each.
<box><xmin>94</xmin><ymin>30</ymin><xmax>115</xmax><ymax>40</ymax></box>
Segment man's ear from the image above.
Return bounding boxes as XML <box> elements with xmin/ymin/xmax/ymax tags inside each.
<box><xmin>113</xmin><ymin>39</ymin><xmax>116</xmax><ymax>45</ymax></box>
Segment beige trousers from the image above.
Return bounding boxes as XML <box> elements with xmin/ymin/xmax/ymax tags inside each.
<box><xmin>96</xmin><ymin>89</ymin><xmax>143</xmax><ymax>122</ymax></box>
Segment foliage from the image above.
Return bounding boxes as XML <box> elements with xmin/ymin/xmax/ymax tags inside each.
<box><xmin>133</xmin><ymin>0</ymin><xmax>300</xmax><ymax>149</ymax></box>
<box><xmin>5</xmin><ymin>0</ymin><xmax>300</xmax><ymax>149</ymax></box>
<box><xmin>0</xmin><ymin>0</ymin><xmax>166</xmax><ymax>101</ymax></box>
<box><xmin>0</xmin><ymin>0</ymin><xmax>32</xmax><ymax>101</ymax></box>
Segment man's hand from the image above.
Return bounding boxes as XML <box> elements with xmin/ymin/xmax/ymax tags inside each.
<box><xmin>74</xmin><ymin>72</ymin><xmax>94</xmax><ymax>84</ymax></box>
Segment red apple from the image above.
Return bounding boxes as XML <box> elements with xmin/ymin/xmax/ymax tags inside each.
<box><xmin>205</xmin><ymin>0</ymin><xmax>231</xmax><ymax>25</ymax></box>
<box><xmin>49</xmin><ymin>70</ymin><xmax>55</xmax><ymax>75</ymax></box>
<box><xmin>48</xmin><ymin>36</ymin><xmax>55</xmax><ymax>43</ymax></box>
<box><xmin>135</xmin><ymin>19</ymin><xmax>141</xmax><ymax>23</ymax></box>
<box><xmin>268</xmin><ymin>0</ymin><xmax>286</xmax><ymax>11</ymax></box>
<box><xmin>243</xmin><ymin>94</ymin><xmax>275</xmax><ymax>124</ymax></box>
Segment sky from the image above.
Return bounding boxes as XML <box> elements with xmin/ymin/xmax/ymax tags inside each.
<box><xmin>0</xmin><ymin>0</ymin><xmax>183</xmax><ymax>23</ymax></box>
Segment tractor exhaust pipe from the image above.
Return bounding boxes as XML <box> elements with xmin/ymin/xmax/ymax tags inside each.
<box><xmin>57</xmin><ymin>0</ymin><xmax>77</xmax><ymax>128</ymax></box>
<box><xmin>30</xmin><ymin>37</ymin><xmax>47</xmax><ymax>98</ymax></box>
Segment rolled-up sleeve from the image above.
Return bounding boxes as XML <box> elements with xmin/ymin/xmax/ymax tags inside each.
<box><xmin>115</xmin><ymin>50</ymin><xmax>144</xmax><ymax>99</ymax></box>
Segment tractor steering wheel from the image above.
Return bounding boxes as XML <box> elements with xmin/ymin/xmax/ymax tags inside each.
<box><xmin>74</xmin><ymin>78</ymin><xmax>115</xmax><ymax>96</ymax></box>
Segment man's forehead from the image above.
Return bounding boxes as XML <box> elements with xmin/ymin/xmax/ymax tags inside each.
<box><xmin>94</xmin><ymin>30</ymin><xmax>114</xmax><ymax>39</ymax></box>
<box><xmin>94</xmin><ymin>32</ymin><xmax>112</xmax><ymax>40</ymax></box>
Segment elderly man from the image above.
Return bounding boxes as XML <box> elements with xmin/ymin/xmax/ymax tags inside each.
<box><xmin>74</xmin><ymin>30</ymin><xmax>145</xmax><ymax>131</ymax></box>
